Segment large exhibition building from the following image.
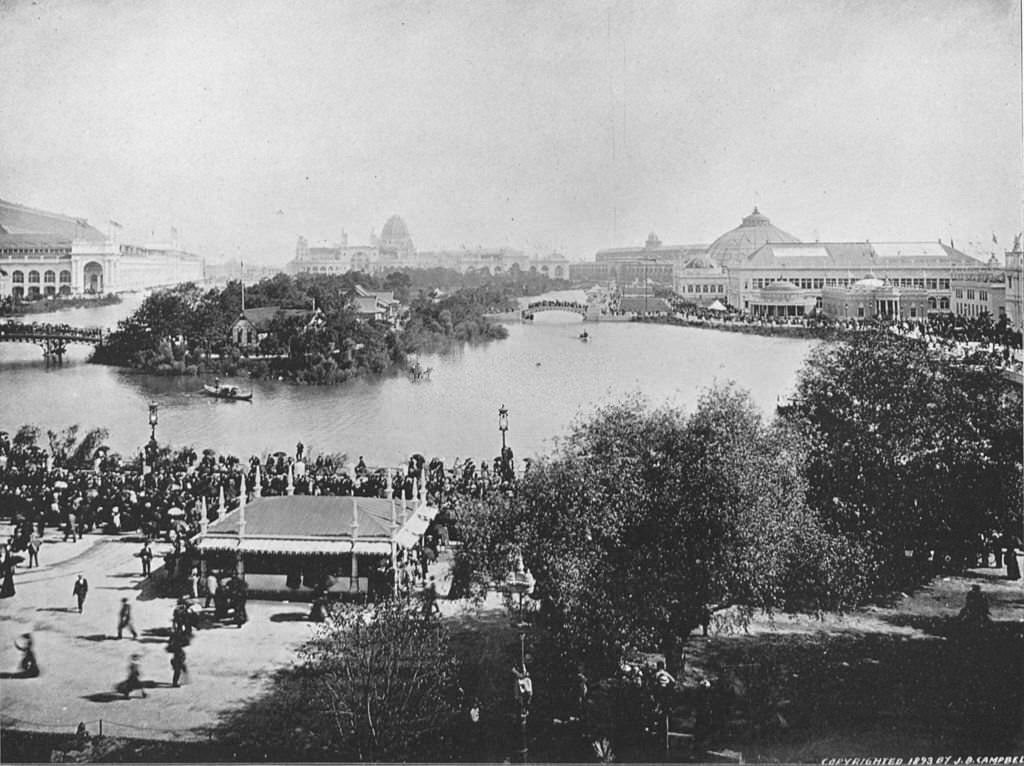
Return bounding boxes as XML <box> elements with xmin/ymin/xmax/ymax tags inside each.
<box><xmin>570</xmin><ymin>207</ymin><xmax>1010</xmax><ymax>321</ymax></box>
<box><xmin>0</xmin><ymin>198</ymin><xmax>204</xmax><ymax>299</ymax></box>
<box><xmin>288</xmin><ymin>215</ymin><xmax>570</xmax><ymax>279</ymax></box>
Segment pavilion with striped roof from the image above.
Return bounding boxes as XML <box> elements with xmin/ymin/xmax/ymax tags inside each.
<box><xmin>194</xmin><ymin>478</ymin><xmax>437</xmax><ymax>598</ymax></box>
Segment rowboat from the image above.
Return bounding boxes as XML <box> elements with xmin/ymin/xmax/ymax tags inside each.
<box><xmin>202</xmin><ymin>384</ymin><xmax>253</xmax><ymax>401</ymax></box>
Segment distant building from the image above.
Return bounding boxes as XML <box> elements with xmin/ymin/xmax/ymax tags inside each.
<box><xmin>820</xmin><ymin>278</ymin><xmax>931</xmax><ymax>321</ymax></box>
<box><xmin>575</xmin><ymin>207</ymin><xmax>986</xmax><ymax>314</ymax></box>
<box><xmin>572</xmin><ymin>232</ymin><xmax>702</xmax><ymax>286</ymax></box>
<box><xmin>231</xmin><ymin>307</ymin><xmax>319</xmax><ymax>348</ymax></box>
<box><xmin>0</xmin><ymin>198</ymin><xmax>204</xmax><ymax>298</ymax></box>
<box><xmin>290</xmin><ymin>214</ymin><xmax>570</xmax><ymax>278</ymax></box>
<box><xmin>729</xmin><ymin>240</ymin><xmax>973</xmax><ymax>313</ymax></box>
<box><xmin>1005</xmin><ymin>238</ymin><xmax>1024</xmax><ymax>327</ymax></box>
<box><xmin>351</xmin><ymin>285</ymin><xmax>401</xmax><ymax>325</ymax></box>
<box><xmin>706</xmin><ymin>207</ymin><xmax>800</xmax><ymax>268</ymax></box>
<box><xmin>673</xmin><ymin>254</ymin><xmax>728</xmax><ymax>306</ymax></box>
<box><xmin>950</xmin><ymin>263</ymin><xmax>1006</xmax><ymax>320</ymax></box>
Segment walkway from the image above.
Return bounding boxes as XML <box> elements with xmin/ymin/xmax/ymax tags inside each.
<box><xmin>0</xmin><ymin>533</ymin><xmax>313</xmax><ymax>741</ymax></box>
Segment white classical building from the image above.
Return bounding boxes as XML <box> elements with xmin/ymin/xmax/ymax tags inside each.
<box><xmin>573</xmin><ymin>207</ymin><xmax>986</xmax><ymax>314</ymax></box>
<box><xmin>0</xmin><ymin>198</ymin><xmax>204</xmax><ymax>299</ymax></box>
<box><xmin>289</xmin><ymin>214</ymin><xmax>570</xmax><ymax>278</ymax></box>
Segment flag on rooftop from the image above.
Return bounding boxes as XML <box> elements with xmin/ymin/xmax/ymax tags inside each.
<box><xmin>109</xmin><ymin>219</ymin><xmax>122</xmax><ymax>229</ymax></box>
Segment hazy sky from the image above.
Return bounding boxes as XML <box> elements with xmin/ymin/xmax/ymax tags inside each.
<box><xmin>1</xmin><ymin>0</ymin><xmax>1020</xmax><ymax>263</ymax></box>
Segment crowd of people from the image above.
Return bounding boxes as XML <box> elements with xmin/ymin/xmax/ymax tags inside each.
<box><xmin>641</xmin><ymin>304</ymin><xmax>1023</xmax><ymax>369</ymax></box>
<box><xmin>0</xmin><ymin>430</ymin><xmax>519</xmax><ymax>601</ymax></box>
<box><xmin>0</xmin><ymin>320</ymin><xmax>103</xmax><ymax>341</ymax></box>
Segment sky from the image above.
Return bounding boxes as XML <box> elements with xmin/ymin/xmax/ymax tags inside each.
<box><xmin>0</xmin><ymin>0</ymin><xmax>1021</xmax><ymax>264</ymax></box>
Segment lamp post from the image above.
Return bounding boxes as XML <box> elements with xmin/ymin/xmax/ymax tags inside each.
<box><xmin>498</xmin><ymin>404</ymin><xmax>509</xmax><ymax>452</ymax></box>
<box><xmin>146</xmin><ymin>402</ymin><xmax>159</xmax><ymax>466</ymax></box>
<box><xmin>506</xmin><ymin>551</ymin><xmax>535</xmax><ymax>763</ymax></box>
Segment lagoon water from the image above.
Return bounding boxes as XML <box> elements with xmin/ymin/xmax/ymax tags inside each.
<box><xmin>0</xmin><ymin>291</ymin><xmax>816</xmax><ymax>465</ymax></box>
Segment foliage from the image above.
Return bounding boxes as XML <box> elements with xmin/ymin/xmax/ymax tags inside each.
<box><xmin>44</xmin><ymin>426</ymin><xmax>111</xmax><ymax>470</ymax></box>
<box><xmin>219</xmin><ymin>601</ymin><xmax>456</xmax><ymax>761</ymax></box>
<box><xmin>785</xmin><ymin>332</ymin><xmax>1023</xmax><ymax>593</ymax></box>
<box><xmin>90</xmin><ymin>270</ymin><xmax>550</xmax><ymax>382</ymax></box>
<box><xmin>455</xmin><ymin>388</ymin><xmax>861</xmax><ymax>674</ymax></box>
<box><xmin>12</xmin><ymin>425</ymin><xmax>40</xmax><ymax>450</ymax></box>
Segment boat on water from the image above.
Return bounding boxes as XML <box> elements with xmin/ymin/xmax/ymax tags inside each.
<box><xmin>408</xmin><ymin>360</ymin><xmax>433</xmax><ymax>381</ymax></box>
<box><xmin>202</xmin><ymin>383</ymin><xmax>253</xmax><ymax>401</ymax></box>
<box><xmin>578</xmin><ymin>331</ymin><xmax>590</xmax><ymax>342</ymax></box>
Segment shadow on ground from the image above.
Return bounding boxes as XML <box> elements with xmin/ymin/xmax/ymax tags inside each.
<box><xmin>684</xmin><ymin>617</ymin><xmax>1024</xmax><ymax>759</ymax></box>
<box><xmin>269</xmin><ymin>612</ymin><xmax>308</xmax><ymax>623</ymax></box>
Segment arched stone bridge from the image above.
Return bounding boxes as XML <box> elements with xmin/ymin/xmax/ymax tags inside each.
<box><xmin>521</xmin><ymin>301</ymin><xmax>589</xmax><ymax>320</ymax></box>
<box><xmin>0</xmin><ymin>321</ymin><xmax>105</xmax><ymax>363</ymax></box>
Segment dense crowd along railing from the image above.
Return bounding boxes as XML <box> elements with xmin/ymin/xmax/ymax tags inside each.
<box><xmin>0</xmin><ymin>320</ymin><xmax>105</xmax><ymax>343</ymax></box>
<box><xmin>0</xmin><ymin>437</ymin><xmax>518</xmax><ymax>577</ymax></box>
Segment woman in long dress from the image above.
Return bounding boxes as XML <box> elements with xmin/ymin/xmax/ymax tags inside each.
<box><xmin>0</xmin><ymin>545</ymin><xmax>16</xmax><ymax>598</ymax></box>
<box><xmin>1007</xmin><ymin>538</ymin><xmax>1022</xmax><ymax>580</ymax></box>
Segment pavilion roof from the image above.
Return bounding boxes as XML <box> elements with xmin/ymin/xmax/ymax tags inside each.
<box><xmin>197</xmin><ymin>495</ymin><xmax>436</xmax><ymax>554</ymax></box>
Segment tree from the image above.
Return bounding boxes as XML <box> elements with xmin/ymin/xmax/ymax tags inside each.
<box><xmin>296</xmin><ymin>601</ymin><xmax>456</xmax><ymax>761</ymax></box>
<box><xmin>455</xmin><ymin>387</ymin><xmax>860</xmax><ymax>674</ymax></box>
<box><xmin>12</xmin><ymin>425</ymin><xmax>40</xmax><ymax>451</ymax></box>
<box><xmin>785</xmin><ymin>332</ymin><xmax>1023</xmax><ymax>591</ymax></box>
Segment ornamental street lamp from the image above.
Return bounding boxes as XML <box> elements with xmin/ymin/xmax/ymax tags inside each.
<box><xmin>506</xmin><ymin>549</ymin><xmax>535</xmax><ymax>628</ymax></box>
<box><xmin>507</xmin><ymin>551</ymin><xmax>535</xmax><ymax>764</ymax></box>
<box><xmin>147</xmin><ymin>402</ymin><xmax>159</xmax><ymax>465</ymax></box>
<box><xmin>498</xmin><ymin>404</ymin><xmax>509</xmax><ymax>452</ymax></box>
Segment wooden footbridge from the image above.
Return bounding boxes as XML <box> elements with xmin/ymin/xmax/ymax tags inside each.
<box><xmin>0</xmin><ymin>321</ymin><xmax>105</xmax><ymax>363</ymax></box>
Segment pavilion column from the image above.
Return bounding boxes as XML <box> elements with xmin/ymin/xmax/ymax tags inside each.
<box><xmin>390</xmin><ymin>472</ymin><xmax>399</xmax><ymax>596</ymax></box>
<box><xmin>351</xmin><ymin>498</ymin><xmax>360</xmax><ymax>590</ymax></box>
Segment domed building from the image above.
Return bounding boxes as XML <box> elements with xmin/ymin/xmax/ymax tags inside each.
<box><xmin>377</xmin><ymin>215</ymin><xmax>416</xmax><ymax>262</ymax></box>
<box><xmin>820</xmin><ymin>273</ymin><xmax>932</xmax><ymax>321</ymax></box>
<box><xmin>707</xmin><ymin>207</ymin><xmax>800</xmax><ymax>267</ymax></box>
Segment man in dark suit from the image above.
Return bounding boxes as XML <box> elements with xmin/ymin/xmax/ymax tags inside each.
<box><xmin>72</xmin><ymin>573</ymin><xmax>88</xmax><ymax>613</ymax></box>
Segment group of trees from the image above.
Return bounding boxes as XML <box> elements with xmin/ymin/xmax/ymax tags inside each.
<box><xmin>218</xmin><ymin>601</ymin><xmax>456</xmax><ymax>762</ymax></box>
<box><xmin>785</xmin><ymin>331</ymin><xmax>1022</xmax><ymax>591</ymax></box>
<box><xmin>91</xmin><ymin>269</ymin><xmax>565</xmax><ymax>382</ymax></box>
<box><xmin>3</xmin><ymin>424</ymin><xmax>112</xmax><ymax>470</ymax></box>
<box><xmin>454</xmin><ymin>331</ymin><xmax>1023</xmax><ymax>676</ymax></box>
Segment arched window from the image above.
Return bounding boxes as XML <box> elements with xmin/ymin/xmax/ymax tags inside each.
<box><xmin>12</xmin><ymin>286</ymin><xmax>24</xmax><ymax>299</ymax></box>
<box><xmin>44</xmin><ymin>270</ymin><xmax>55</xmax><ymax>284</ymax></box>
<box><xmin>28</xmin><ymin>270</ymin><xmax>40</xmax><ymax>283</ymax></box>
<box><xmin>12</xmin><ymin>270</ymin><xmax>24</xmax><ymax>283</ymax></box>
<box><xmin>927</xmin><ymin>297</ymin><xmax>937</xmax><ymax>310</ymax></box>
<box><xmin>59</xmin><ymin>270</ymin><xmax>71</xmax><ymax>284</ymax></box>
<box><xmin>939</xmin><ymin>297</ymin><xmax>949</xmax><ymax>310</ymax></box>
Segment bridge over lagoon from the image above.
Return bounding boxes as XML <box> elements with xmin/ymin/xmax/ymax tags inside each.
<box><xmin>0</xmin><ymin>321</ymin><xmax>104</xmax><ymax>363</ymax></box>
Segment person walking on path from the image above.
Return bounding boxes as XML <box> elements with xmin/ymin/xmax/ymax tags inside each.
<box><xmin>204</xmin><ymin>572</ymin><xmax>219</xmax><ymax>609</ymax></box>
<box><xmin>421</xmin><ymin>575</ymin><xmax>440</xmax><ymax>617</ymax></box>
<box><xmin>138</xmin><ymin>542</ymin><xmax>153</xmax><ymax>577</ymax></box>
<box><xmin>27</xmin><ymin>531</ymin><xmax>40</xmax><ymax>568</ymax></box>
<box><xmin>169</xmin><ymin>636</ymin><xmax>188</xmax><ymax>687</ymax></box>
<box><xmin>72</xmin><ymin>574</ymin><xmax>88</xmax><ymax>613</ymax></box>
<box><xmin>63</xmin><ymin>511</ymin><xmax>77</xmax><ymax>543</ymax></box>
<box><xmin>14</xmin><ymin>633</ymin><xmax>39</xmax><ymax>678</ymax></box>
<box><xmin>117</xmin><ymin>598</ymin><xmax>138</xmax><ymax>639</ymax></box>
<box><xmin>187</xmin><ymin>568</ymin><xmax>199</xmax><ymax>599</ymax></box>
<box><xmin>118</xmin><ymin>653</ymin><xmax>147</xmax><ymax>699</ymax></box>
